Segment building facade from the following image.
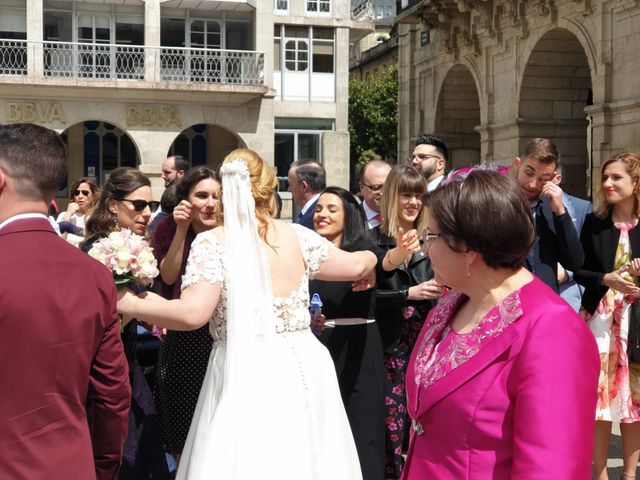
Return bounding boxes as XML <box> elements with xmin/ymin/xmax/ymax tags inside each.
<box><xmin>0</xmin><ymin>0</ymin><xmax>370</xmax><ymax>210</ymax></box>
<box><xmin>396</xmin><ymin>0</ymin><xmax>640</xmax><ymax>198</ymax></box>
<box><xmin>349</xmin><ymin>0</ymin><xmax>397</xmax><ymax>80</ymax></box>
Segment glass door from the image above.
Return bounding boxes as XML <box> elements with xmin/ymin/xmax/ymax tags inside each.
<box><xmin>77</xmin><ymin>13</ymin><xmax>112</xmax><ymax>78</ymax></box>
<box><xmin>189</xmin><ymin>19</ymin><xmax>222</xmax><ymax>82</ymax></box>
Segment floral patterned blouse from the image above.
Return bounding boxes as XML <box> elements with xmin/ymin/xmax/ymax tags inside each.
<box><xmin>413</xmin><ymin>285</ymin><xmax>525</xmax><ymax>391</ymax></box>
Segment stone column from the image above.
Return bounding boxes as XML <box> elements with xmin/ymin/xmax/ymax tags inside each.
<box><xmin>26</xmin><ymin>0</ymin><xmax>44</xmax><ymax>78</ymax></box>
<box><xmin>144</xmin><ymin>0</ymin><xmax>161</xmax><ymax>82</ymax></box>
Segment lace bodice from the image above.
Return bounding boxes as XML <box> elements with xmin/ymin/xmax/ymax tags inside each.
<box><xmin>181</xmin><ymin>223</ymin><xmax>332</xmax><ymax>343</ymax></box>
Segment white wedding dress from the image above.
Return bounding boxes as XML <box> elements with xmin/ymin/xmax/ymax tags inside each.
<box><xmin>176</xmin><ymin>223</ymin><xmax>363</xmax><ymax>480</ymax></box>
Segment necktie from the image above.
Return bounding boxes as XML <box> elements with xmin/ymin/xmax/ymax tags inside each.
<box><xmin>295</xmin><ymin>211</ymin><xmax>303</xmax><ymax>223</ymax></box>
<box><xmin>374</xmin><ymin>214</ymin><xmax>383</xmax><ymax>224</ymax></box>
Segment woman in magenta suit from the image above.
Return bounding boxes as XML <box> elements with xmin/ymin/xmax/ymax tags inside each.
<box><xmin>402</xmin><ymin>170</ymin><xmax>600</xmax><ymax>479</ymax></box>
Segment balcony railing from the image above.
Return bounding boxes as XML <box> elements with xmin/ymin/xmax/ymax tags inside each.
<box><xmin>0</xmin><ymin>40</ymin><xmax>265</xmax><ymax>86</ymax></box>
<box><xmin>0</xmin><ymin>39</ymin><xmax>27</xmax><ymax>75</ymax></box>
<box><xmin>160</xmin><ymin>47</ymin><xmax>264</xmax><ymax>85</ymax></box>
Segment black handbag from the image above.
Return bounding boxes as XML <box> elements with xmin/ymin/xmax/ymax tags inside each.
<box><xmin>628</xmin><ymin>301</ymin><xmax>640</xmax><ymax>364</ymax></box>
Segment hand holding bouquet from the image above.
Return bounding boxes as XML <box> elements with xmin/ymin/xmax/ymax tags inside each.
<box><xmin>88</xmin><ymin>229</ymin><xmax>159</xmax><ymax>330</ymax></box>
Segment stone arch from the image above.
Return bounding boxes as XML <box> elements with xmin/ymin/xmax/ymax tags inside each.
<box><xmin>518</xmin><ymin>28</ymin><xmax>592</xmax><ymax>197</ymax></box>
<box><xmin>57</xmin><ymin>120</ymin><xmax>141</xmax><ymax>205</ymax></box>
<box><xmin>167</xmin><ymin>123</ymin><xmax>246</xmax><ymax>171</ymax></box>
<box><xmin>434</xmin><ymin>63</ymin><xmax>482</xmax><ymax>169</ymax></box>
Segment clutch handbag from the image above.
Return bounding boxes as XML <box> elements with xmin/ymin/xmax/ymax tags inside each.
<box><xmin>628</xmin><ymin>300</ymin><xmax>640</xmax><ymax>364</ymax></box>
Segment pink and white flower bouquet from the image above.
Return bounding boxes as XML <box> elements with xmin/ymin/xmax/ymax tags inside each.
<box><xmin>88</xmin><ymin>229</ymin><xmax>159</xmax><ymax>287</ymax></box>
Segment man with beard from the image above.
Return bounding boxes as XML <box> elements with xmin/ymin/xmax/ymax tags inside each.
<box><xmin>512</xmin><ymin>138</ymin><xmax>584</xmax><ymax>292</ymax></box>
<box><xmin>161</xmin><ymin>155</ymin><xmax>189</xmax><ymax>188</ymax></box>
<box><xmin>410</xmin><ymin>134</ymin><xmax>449</xmax><ymax>192</ymax></box>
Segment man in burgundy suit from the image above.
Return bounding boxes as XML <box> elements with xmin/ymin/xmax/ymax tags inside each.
<box><xmin>0</xmin><ymin>123</ymin><xmax>131</xmax><ymax>479</ymax></box>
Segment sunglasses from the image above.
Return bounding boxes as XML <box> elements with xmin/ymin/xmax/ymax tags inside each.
<box><xmin>118</xmin><ymin>199</ymin><xmax>161</xmax><ymax>213</ymax></box>
<box><xmin>74</xmin><ymin>189</ymin><xmax>91</xmax><ymax>197</ymax></box>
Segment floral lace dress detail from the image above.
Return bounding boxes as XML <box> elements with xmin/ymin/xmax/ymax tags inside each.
<box><xmin>181</xmin><ymin>224</ymin><xmax>332</xmax><ymax>344</ymax></box>
<box><xmin>413</xmin><ymin>288</ymin><xmax>523</xmax><ymax>390</ymax></box>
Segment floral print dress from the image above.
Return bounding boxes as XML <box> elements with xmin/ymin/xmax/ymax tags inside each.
<box><xmin>582</xmin><ymin>223</ymin><xmax>640</xmax><ymax>422</ymax></box>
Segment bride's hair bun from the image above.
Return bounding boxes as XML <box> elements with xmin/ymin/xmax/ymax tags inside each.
<box><xmin>222</xmin><ymin>148</ymin><xmax>278</xmax><ymax>240</ymax></box>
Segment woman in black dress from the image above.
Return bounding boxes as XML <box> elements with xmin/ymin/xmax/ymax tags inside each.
<box><xmin>151</xmin><ymin>166</ymin><xmax>220</xmax><ymax>466</ymax></box>
<box><xmin>82</xmin><ymin>167</ymin><xmax>169</xmax><ymax>480</ymax></box>
<box><xmin>309</xmin><ymin>186</ymin><xmax>415</xmax><ymax>480</ymax></box>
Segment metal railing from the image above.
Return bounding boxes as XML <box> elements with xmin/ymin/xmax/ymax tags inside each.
<box><xmin>0</xmin><ymin>40</ymin><xmax>265</xmax><ymax>86</ymax></box>
<box><xmin>160</xmin><ymin>47</ymin><xmax>264</xmax><ymax>85</ymax></box>
<box><xmin>44</xmin><ymin>42</ymin><xmax>145</xmax><ymax>80</ymax></box>
<box><xmin>0</xmin><ymin>39</ymin><xmax>27</xmax><ymax>75</ymax></box>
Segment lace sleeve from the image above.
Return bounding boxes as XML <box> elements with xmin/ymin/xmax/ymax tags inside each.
<box><xmin>181</xmin><ymin>231</ymin><xmax>225</xmax><ymax>290</ymax></box>
<box><xmin>291</xmin><ymin>223</ymin><xmax>333</xmax><ymax>280</ymax></box>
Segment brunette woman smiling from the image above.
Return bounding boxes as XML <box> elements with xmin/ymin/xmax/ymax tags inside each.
<box><xmin>310</xmin><ymin>186</ymin><xmax>415</xmax><ymax>480</ymax></box>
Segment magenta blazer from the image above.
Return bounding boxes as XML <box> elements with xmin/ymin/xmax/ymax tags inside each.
<box><xmin>402</xmin><ymin>277</ymin><xmax>599</xmax><ymax>479</ymax></box>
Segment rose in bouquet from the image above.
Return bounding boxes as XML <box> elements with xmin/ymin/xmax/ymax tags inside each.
<box><xmin>88</xmin><ymin>229</ymin><xmax>159</xmax><ymax>329</ymax></box>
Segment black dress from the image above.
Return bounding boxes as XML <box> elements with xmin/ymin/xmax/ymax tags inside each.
<box><xmin>309</xmin><ymin>238</ymin><xmax>385</xmax><ymax>480</ymax></box>
<box><xmin>82</xmin><ymin>234</ymin><xmax>169</xmax><ymax>479</ymax></box>
<box><xmin>151</xmin><ymin>217</ymin><xmax>214</xmax><ymax>456</ymax></box>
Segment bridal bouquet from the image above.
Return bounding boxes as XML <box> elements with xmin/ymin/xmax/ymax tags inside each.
<box><xmin>88</xmin><ymin>229</ymin><xmax>159</xmax><ymax>332</ymax></box>
<box><xmin>88</xmin><ymin>229</ymin><xmax>159</xmax><ymax>286</ymax></box>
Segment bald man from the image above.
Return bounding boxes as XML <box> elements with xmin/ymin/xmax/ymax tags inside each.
<box><xmin>359</xmin><ymin>160</ymin><xmax>391</xmax><ymax>229</ymax></box>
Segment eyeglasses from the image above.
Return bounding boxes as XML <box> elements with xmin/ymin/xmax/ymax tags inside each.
<box><xmin>410</xmin><ymin>153</ymin><xmax>442</xmax><ymax>162</ymax></box>
<box><xmin>421</xmin><ymin>231</ymin><xmax>441</xmax><ymax>245</ymax></box>
<box><xmin>360</xmin><ymin>181</ymin><xmax>384</xmax><ymax>192</ymax></box>
<box><xmin>118</xmin><ymin>199</ymin><xmax>161</xmax><ymax>213</ymax></box>
<box><xmin>74</xmin><ymin>189</ymin><xmax>91</xmax><ymax>197</ymax></box>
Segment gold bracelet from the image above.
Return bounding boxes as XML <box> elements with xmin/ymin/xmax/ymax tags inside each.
<box><xmin>386</xmin><ymin>249</ymin><xmax>403</xmax><ymax>268</ymax></box>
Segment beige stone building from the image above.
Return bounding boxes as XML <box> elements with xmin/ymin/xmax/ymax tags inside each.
<box><xmin>395</xmin><ymin>0</ymin><xmax>640</xmax><ymax>198</ymax></box>
<box><xmin>0</xmin><ymin>0</ymin><xmax>370</xmax><ymax>212</ymax></box>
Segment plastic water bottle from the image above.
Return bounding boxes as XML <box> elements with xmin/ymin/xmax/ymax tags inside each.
<box><xmin>310</xmin><ymin>293</ymin><xmax>323</xmax><ymax>336</ymax></box>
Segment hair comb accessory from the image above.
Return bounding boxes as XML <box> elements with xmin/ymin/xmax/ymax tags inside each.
<box><xmin>442</xmin><ymin>163</ymin><xmax>511</xmax><ymax>186</ymax></box>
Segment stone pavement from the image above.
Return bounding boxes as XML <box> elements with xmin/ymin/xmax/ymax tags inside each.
<box><xmin>601</xmin><ymin>423</ymin><xmax>634</xmax><ymax>479</ymax></box>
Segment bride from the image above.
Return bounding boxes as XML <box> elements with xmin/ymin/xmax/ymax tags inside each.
<box><xmin>117</xmin><ymin>148</ymin><xmax>381</xmax><ymax>479</ymax></box>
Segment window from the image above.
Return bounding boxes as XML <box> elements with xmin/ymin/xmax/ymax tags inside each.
<box><xmin>306</xmin><ymin>0</ymin><xmax>331</xmax><ymax>14</ymax></box>
<box><xmin>274</xmin><ymin>118</ymin><xmax>333</xmax><ymax>190</ymax></box>
<box><xmin>284</xmin><ymin>26</ymin><xmax>308</xmax><ymax>71</ymax></box>
<box><xmin>274</xmin><ymin>0</ymin><xmax>288</xmax><ymax>13</ymax></box>
<box><xmin>83</xmin><ymin>121</ymin><xmax>139</xmax><ymax>185</ymax></box>
<box><xmin>274</xmin><ymin>26</ymin><xmax>281</xmax><ymax>71</ymax></box>
<box><xmin>312</xmin><ymin>27</ymin><xmax>333</xmax><ymax>73</ymax></box>
<box><xmin>421</xmin><ymin>30</ymin><xmax>430</xmax><ymax>46</ymax></box>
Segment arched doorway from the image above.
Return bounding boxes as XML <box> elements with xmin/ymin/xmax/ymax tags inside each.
<box><xmin>519</xmin><ymin>28</ymin><xmax>592</xmax><ymax>198</ymax></box>
<box><xmin>434</xmin><ymin>64</ymin><xmax>481</xmax><ymax>170</ymax></box>
<box><xmin>57</xmin><ymin>120</ymin><xmax>139</xmax><ymax>208</ymax></box>
<box><xmin>167</xmin><ymin>124</ymin><xmax>243</xmax><ymax>171</ymax></box>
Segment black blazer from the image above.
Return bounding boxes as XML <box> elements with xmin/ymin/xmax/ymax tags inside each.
<box><xmin>525</xmin><ymin>202</ymin><xmax>584</xmax><ymax>292</ymax></box>
<box><xmin>370</xmin><ymin>227</ymin><xmax>436</xmax><ymax>350</ymax></box>
<box><xmin>575</xmin><ymin>213</ymin><xmax>640</xmax><ymax>314</ymax></box>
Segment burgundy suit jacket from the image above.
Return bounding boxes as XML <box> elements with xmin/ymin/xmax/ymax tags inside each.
<box><xmin>0</xmin><ymin>218</ymin><xmax>131</xmax><ymax>480</ymax></box>
<box><xmin>402</xmin><ymin>277</ymin><xmax>599</xmax><ymax>479</ymax></box>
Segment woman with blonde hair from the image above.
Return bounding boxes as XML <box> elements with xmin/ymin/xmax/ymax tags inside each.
<box><xmin>371</xmin><ymin>165</ymin><xmax>442</xmax><ymax>479</ymax></box>
<box><xmin>118</xmin><ymin>148</ymin><xmax>379</xmax><ymax>479</ymax></box>
<box><xmin>576</xmin><ymin>153</ymin><xmax>640</xmax><ymax>480</ymax></box>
